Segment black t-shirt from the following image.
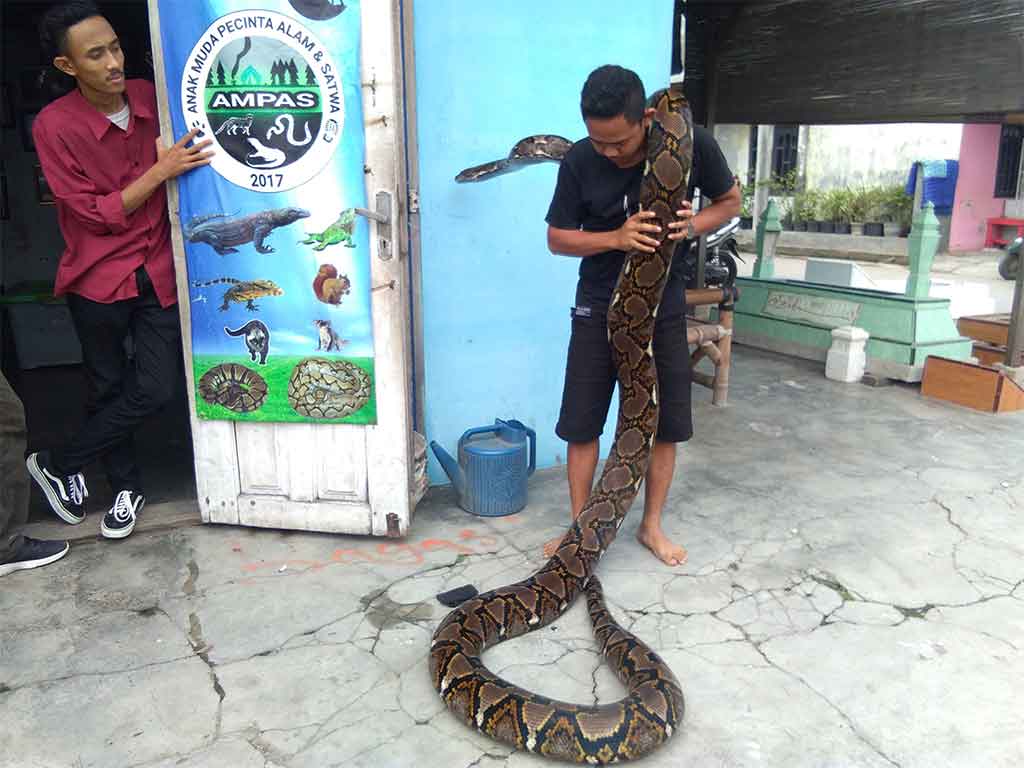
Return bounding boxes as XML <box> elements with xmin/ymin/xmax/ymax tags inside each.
<box><xmin>545</xmin><ymin>124</ymin><xmax>735</xmax><ymax>317</ymax></box>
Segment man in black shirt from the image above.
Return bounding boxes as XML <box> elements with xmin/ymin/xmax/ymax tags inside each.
<box><xmin>545</xmin><ymin>65</ymin><xmax>740</xmax><ymax>565</ymax></box>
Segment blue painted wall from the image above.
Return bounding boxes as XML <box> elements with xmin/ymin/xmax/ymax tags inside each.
<box><xmin>414</xmin><ymin>2</ymin><xmax>674</xmax><ymax>483</ymax></box>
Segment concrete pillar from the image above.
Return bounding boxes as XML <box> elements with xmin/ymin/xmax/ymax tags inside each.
<box><xmin>905</xmin><ymin>202</ymin><xmax>940</xmax><ymax>299</ymax></box>
<box><xmin>753</xmin><ymin>199</ymin><xmax>783</xmax><ymax>278</ymax></box>
<box><xmin>1006</xmin><ymin>242</ymin><xmax>1024</xmax><ymax>367</ymax></box>
<box><xmin>753</xmin><ymin>124</ymin><xmax>774</xmax><ymax>226</ymax></box>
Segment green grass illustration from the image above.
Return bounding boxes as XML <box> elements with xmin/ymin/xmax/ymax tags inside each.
<box><xmin>193</xmin><ymin>355</ymin><xmax>376</xmax><ymax>424</ymax></box>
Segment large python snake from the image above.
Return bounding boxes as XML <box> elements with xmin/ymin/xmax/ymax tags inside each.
<box><xmin>430</xmin><ymin>86</ymin><xmax>693</xmax><ymax>763</ymax></box>
<box><xmin>288</xmin><ymin>358</ymin><xmax>371</xmax><ymax>419</ymax></box>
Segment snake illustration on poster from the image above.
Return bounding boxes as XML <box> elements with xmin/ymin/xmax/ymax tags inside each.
<box><xmin>155</xmin><ymin>1</ymin><xmax>377</xmax><ymax>424</ymax></box>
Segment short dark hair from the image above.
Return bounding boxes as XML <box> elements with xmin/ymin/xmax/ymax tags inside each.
<box><xmin>39</xmin><ymin>1</ymin><xmax>102</xmax><ymax>59</ymax></box>
<box><xmin>580</xmin><ymin>65</ymin><xmax>646</xmax><ymax>123</ymax></box>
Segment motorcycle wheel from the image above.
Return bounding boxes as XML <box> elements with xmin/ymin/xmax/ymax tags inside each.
<box><xmin>998</xmin><ymin>250</ymin><xmax>1019</xmax><ymax>281</ymax></box>
<box><xmin>720</xmin><ymin>248</ymin><xmax>739</xmax><ymax>288</ymax></box>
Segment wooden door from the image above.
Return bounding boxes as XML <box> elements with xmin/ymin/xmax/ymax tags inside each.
<box><xmin>147</xmin><ymin>0</ymin><xmax>414</xmax><ymax>536</ymax></box>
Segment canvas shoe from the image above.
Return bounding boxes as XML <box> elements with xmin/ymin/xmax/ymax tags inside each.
<box><xmin>0</xmin><ymin>537</ymin><xmax>70</xmax><ymax>577</ymax></box>
<box><xmin>26</xmin><ymin>451</ymin><xmax>88</xmax><ymax>524</ymax></box>
<box><xmin>101</xmin><ymin>490</ymin><xmax>145</xmax><ymax>539</ymax></box>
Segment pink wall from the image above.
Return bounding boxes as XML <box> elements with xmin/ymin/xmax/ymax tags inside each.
<box><xmin>949</xmin><ymin>124</ymin><xmax>1006</xmax><ymax>252</ymax></box>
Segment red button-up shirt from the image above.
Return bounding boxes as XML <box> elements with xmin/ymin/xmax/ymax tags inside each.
<box><xmin>33</xmin><ymin>79</ymin><xmax>177</xmax><ymax>308</ymax></box>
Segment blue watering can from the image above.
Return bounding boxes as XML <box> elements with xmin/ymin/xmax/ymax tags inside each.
<box><xmin>430</xmin><ymin>419</ymin><xmax>536</xmax><ymax>517</ymax></box>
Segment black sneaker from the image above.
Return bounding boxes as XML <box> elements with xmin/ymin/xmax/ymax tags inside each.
<box><xmin>0</xmin><ymin>537</ymin><xmax>70</xmax><ymax>577</ymax></box>
<box><xmin>101</xmin><ymin>490</ymin><xmax>145</xmax><ymax>539</ymax></box>
<box><xmin>26</xmin><ymin>451</ymin><xmax>88</xmax><ymax>524</ymax></box>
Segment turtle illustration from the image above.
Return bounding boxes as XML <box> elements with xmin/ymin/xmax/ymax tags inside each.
<box><xmin>299</xmin><ymin>208</ymin><xmax>358</xmax><ymax>251</ymax></box>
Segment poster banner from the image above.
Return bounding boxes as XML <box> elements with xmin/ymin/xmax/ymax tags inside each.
<box><xmin>155</xmin><ymin>0</ymin><xmax>376</xmax><ymax>424</ymax></box>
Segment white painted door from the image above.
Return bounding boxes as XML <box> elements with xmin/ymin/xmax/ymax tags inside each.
<box><xmin>148</xmin><ymin>0</ymin><xmax>414</xmax><ymax>537</ymax></box>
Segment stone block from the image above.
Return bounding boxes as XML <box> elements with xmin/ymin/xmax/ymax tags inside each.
<box><xmin>826</xmin><ymin>325</ymin><xmax>870</xmax><ymax>383</ymax></box>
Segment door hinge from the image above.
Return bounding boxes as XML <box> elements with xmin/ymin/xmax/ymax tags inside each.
<box><xmin>408</xmin><ymin>188</ymin><xmax>420</xmax><ymax>215</ymax></box>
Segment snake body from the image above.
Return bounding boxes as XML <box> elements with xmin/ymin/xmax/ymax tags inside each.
<box><xmin>197</xmin><ymin>363</ymin><xmax>268</xmax><ymax>413</ymax></box>
<box><xmin>430</xmin><ymin>87</ymin><xmax>693</xmax><ymax>763</ymax></box>
<box><xmin>455</xmin><ymin>134</ymin><xmax>572</xmax><ymax>183</ymax></box>
<box><xmin>288</xmin><ymin>358</ymin><xmax>371</xmax><ymax>419</ymax></box>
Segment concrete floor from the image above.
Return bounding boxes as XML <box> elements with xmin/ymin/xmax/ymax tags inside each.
<box><xmin>3</xmin><ymin>346</ymin><xmax>1023</xmax><ymax>768</ymax></box>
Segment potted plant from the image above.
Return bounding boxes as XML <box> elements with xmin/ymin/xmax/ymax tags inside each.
<box><xmin>791</xmin><ymin>189</ymin><xmax>814</xmax><ymax>232</ymax></box>
<box><xmin>862</xmin><ymin>187</ymin><xmax>886</xmax><ymax>236</ymax></box>
<box><xmin>835</xmin><ymin>189</ymin><xmax>854</xmax><ymax>235</ymax></box>
<box><xmin>740</xmin><ymin>185</ymin><xmax>753</xmax><ymax>229</ymax></box>
<box><xmin>778</xmin><ymin>196</ymin><xmax>797</xmax><ymax>230</ymax></box>
<box><xmin>848</xmin><ymin>188</ymin><xmax>870</xmax><ymax>237</ymax></box>
<box><xmin>781</xmin><ymin>207</ymin><xmax>795</xmax><ymax>231</ymax></box>
<box><xmin>819</xmin><ymin>189</ymin><xmax>851</xmax><ymax>234</ymax></box>
<box><xmin>814</xmin><ymin>193</ymin><xmax>832</xmax><ymax>233</ymax></box>
<box><xmin>791</xmin><ymin>193</ymin><xmax>806</xmax><ymax>231</ymax></box>
<box><xmin>799</xmin><ymin>189</ymin><xmax>822</xmax><ymax>232</ymax></box>
<box><xmin>881</xmin><ymin>184</ymin><xmax>911</xmax><ymax>237</ymax></box>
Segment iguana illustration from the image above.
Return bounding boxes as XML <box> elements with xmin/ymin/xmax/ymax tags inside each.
<box><xmin>185</xmin><ymin>207</ymin><xmax>309</xmax><ymax>255</ymax></box>
<box><xmin>300</xmin><ymin>208</ymin><xmax>357</xmax><ymax>251</ymax></box>
<box><xmin>191</xmin><ymin>278</ymin><xmax>283</xmax><ymax>312</ymax></box>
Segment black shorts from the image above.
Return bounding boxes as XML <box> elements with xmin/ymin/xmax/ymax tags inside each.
<box><xmin>555</xmin><ymin>310</ymin><xmax>693</xmax><ymax>444</ymax></box>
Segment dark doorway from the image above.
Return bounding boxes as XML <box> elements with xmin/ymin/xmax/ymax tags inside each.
<box><xmin>1</xmin><ymin>0</ymin><xmax>197</xmax><ymax>529</ymax></box>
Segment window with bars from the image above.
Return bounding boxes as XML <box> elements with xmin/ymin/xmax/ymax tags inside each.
<box><xmin>772</xmin><ymin>125</ymin><xmax>799</xmax><ymax>178</ymax></box>
<box><xmin>747</xmin><ymin>125</ymin><xmax>800</xmax><ymax>185</ymax></box>
<box><xmin>995</xmin><ymin>124</ymin><xmax>1023</xmax><ymax>199</ymax></box>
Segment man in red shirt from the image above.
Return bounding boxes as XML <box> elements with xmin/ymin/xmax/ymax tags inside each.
<box><xmin>26</xmin><ymin>1</ymin><xmax>212</xmax><ymax>538</ymax></box>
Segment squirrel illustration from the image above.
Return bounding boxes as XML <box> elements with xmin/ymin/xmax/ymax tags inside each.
<box><xmin>312</xmin><ymin>263</ymin><xmax>351</xmax><ymax>305</ymax></box>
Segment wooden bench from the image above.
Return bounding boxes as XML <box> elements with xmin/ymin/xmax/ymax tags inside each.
<box><xmin>984</xmin><ymin>217</ymin><xmax>1024</xmax><ymax>248</ymax></box>
<box><xmin>685</xmin><ymin>286</ymin><xmax>738</xmax><ymax>406</ymax></box>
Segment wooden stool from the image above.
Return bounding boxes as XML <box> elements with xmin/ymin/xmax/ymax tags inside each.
<box><xmin>685</xmin><ymin>287</ymin><xmax>738</xmax><ymax>406</ymax></box>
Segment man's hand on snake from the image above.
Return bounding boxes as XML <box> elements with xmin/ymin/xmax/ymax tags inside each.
<box><xmin>614</xmin><ymin>210</ymin><xmax>662</xmax><ymax>253</ymax></box>
<box><xmin>666</xmin><ymin>200</ymin><xmax>696</xmax><ymax>241</ymax></box>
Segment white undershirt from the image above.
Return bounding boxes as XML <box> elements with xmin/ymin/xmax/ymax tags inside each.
<box><xmin>106</xmin><ymin>103</ymin><xmax>131</xmax><ymax>131</ymax></box>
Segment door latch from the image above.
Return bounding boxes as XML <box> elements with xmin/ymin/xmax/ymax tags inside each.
<box><xmin>354</xmin><ymin>190</ymin><xmax>394</xmax><ymax>261</ymax></box>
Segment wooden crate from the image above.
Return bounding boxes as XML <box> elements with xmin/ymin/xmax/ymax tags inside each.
<box><xmin>972</xmin><ymin>341</ymin><xmax>1007</xmax><ymax>366</ymax></box>
<box><xmin>957</xmin><ymin>314</ymin><xmax>1010</xmax><ymax>347</ymax></box>
<box><xmin>921</xmin><ymin>356</ymin><xmax>1024</xmax><ymax>413</ymax></box>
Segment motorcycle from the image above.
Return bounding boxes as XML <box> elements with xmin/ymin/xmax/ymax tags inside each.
<box><xmin>681</xmin><ymin>215</ymin><xmax>743</xmax><ymax>289</ymax></box>
<box><xmin>997</xmin><ymin>236</ymin><xmax>1021</xmax><ymax>281</ymax></box>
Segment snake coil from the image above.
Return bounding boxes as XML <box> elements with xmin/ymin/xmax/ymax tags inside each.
<box><xmin>429</xmin><ymin>87</ymin><xmax>694</xmax><ymax>763</ymax></box>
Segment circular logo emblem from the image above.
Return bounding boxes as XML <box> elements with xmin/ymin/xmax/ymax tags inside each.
<box><xmin>288</xmin><ymin>0</ymin><xmax>347</xmax><ymax>20</ymax></box>
<box><xmin>180</xmin><ymin>11</ymin><xmax>344</xmax><ymax>192</ymax></box>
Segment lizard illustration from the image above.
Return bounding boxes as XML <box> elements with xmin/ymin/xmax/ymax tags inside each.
<box><xmin>299</xmin><ymin>208</ymin><xmax>358</xmax><ymax>251</ymax></box>
<box><xmin>245</xmin><ymin>137</ymin><xmax>287</xmax><ymax>169</ymax></box>
<box><xmin>191</xmin><ymin>278</ymin><xmax>283</xmax><ymax>312</ymax></box>
<box><xmin>185</xmin><ymin>207</ymin><xmax>309</xmax><ymax>255</ymax></box>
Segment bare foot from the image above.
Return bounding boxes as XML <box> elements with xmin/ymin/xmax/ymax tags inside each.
<box><xmin>543</xmin><ymin>534</ymin><xmax>567</xmax><ymax>559</ymax></box>
<box><xmin>636</xmin><ymin>526</ymin><xmax>687</xmax><ymax>566</ymax></box>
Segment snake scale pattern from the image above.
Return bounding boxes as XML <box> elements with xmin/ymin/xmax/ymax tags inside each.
<box><xmin>197</xmin><ymin>363</ymin><xmax>268</xmax><ymax>413</ymax></box>
<box><xmin>430</xmin><ymin>87</ymin><xmax>693</xmax><ymax>763</ymax></box>
<box><xmin>288</xmin><ymin>358</ymin><xmax>371</xmax><ymax>419</ymax></box>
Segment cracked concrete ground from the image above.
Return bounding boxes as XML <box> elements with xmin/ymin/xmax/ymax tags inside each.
<box><xmin>2</xmin><ymin>346</ymin><xmax>1023</xmax><ymax>768</ymax></box>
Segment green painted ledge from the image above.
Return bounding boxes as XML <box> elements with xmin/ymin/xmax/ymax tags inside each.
<box><xmin>729</xmin><ymin>277</ymin><xmax>973</xmax><ymax>381</ymax></box>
